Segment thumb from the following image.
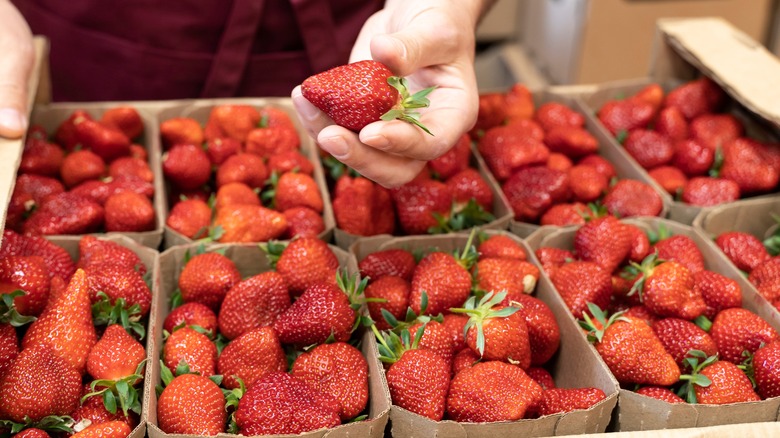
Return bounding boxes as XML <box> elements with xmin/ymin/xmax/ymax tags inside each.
<box><xmin>370</xmin><ymin>24</ymin><xmax>457</xmax><ymax>77</ymax></box>
<box><xmin>0</xmin><ymin>3</ymin><xmax>33</xmax><ymax>139</ymax></box>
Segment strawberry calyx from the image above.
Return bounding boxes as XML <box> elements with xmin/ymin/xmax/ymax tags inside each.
<box><xmin>381</xmin><ymin>291</ymin><xmax>442</xmax><ymax>332</ymax></box>
<box><xmin>224</xmin><ymin>376</ymin><xmax>246</xmax><ymax>434</ymax></box>
<box><xmin>82</xmin><ymin>359</ymin><xmax>146</xmax><ymax>417</ymax></box>
<box><xmin>0</xmin><ymin>290</ymin><xmax>37</xmax><ymax>327</ymax></box>
<box><xmin>625</xmin><ymin>252</ymin><xmax>663</xmax><ymax>300</ymax></box>
<box><xmin>579</xmin><ymin>203</ymin><xmax>610</xmax><ymax>222</ymax></box>
<box><xmin>430</xmin><ymin>199</ymin><xmax>496</xmax><ymax>234</ymax></box>
<box><xmin>260</xmin><ymin>240</ymin><xmax>288</xmax><ymax>269</ymax></box>
<box><xmin>156</xmin><ymin>360</ymin><xmax>223</xmax><ymax>397</ymax></box>
<box><xmin>322</xmin><ymin>156</ymin><xmax>361</xmax><ymax>181</ymax></box>
<box><xmin>452</xmin><ymin>228</ymin><xmax>480</xmax><ymax>272</ymax></box>
<box><xmin>381</xmin><ymin>77</ymin><xmax>436</xmax><ymax>136</ymax></box>
<box><xmin>260</xmin><ymin>170</ymin><xmax>281</xmax><ymax>209</ymax></box>
<box><xmin>0</xmin><ymin>415</ymin><xmax>75</xmax><ymax>435</ymax></box>
<box><xmin>449</xmin><ymin>290</ymin><xmax>518</xmax><ymax>356</ymax></box>
<box><xmin>677</xmin><ymin>349</ymin><xmax>717</xmax><ymax>403</ymax></box>
<box><xmin>91</xmin><ymin>292</ymin><xmax>146</xmax><ymax>340</ymax></box>
<box><xmin>763</xmin><ymin>213</ymin><xmax>780</xmax><ymax>256</ymax></box>
<box><xmin>578</xmin><ymin>302</ymin><xmax>629</xmax><ymax>344</ymax></box>
<box><xmin>372</xmin><ymin>323</ymin><xmax>425</xmax><ymax>365</ymax></box>
<box><xmin>707</xmin><ymin>147</ymin><xmax>725</xmax><ymax>178</ymax></box>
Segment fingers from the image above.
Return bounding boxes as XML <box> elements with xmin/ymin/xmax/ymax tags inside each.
<box><xmin>370</xmin><ymin>19</ymin><xmax>463</xmax><ymax>77</ymax></box>
<box><xmin>0</xmin><ymin>2</ymin><xmax>33</xmax><ymax>139</ymax></box>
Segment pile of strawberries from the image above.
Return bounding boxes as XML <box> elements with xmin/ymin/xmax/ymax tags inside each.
<box><xmin>0</xmin><ymin>232</ymin><xmax>151</xmax><ymax>437</ymax></box>
<box><xmin>473</xmin><ymin>84</ymin><xmax>664</xmax><ymax>225</ymax></box>
<box><xmin>156</xmin><ymin>237</ymin><xmax>371</xmax><ymax>435</ymax></box>
<box><xmin>714</xmin><ymin>228</ymin><xmax>780</xmax><ymax>310</ymax></box>
<box><xmin>596</xmin><ymin>78</ymin><xmax>780</xmax><ymax>206</ymax></box>
<box><xmin>363</xmin><ymin>233</ymin><xmax>606</xmax><ymax>423</ymax></box>
<box><xmin>537</xmin><ymin>217</ymin><xmax>780</xmax><ymax>404</ymax></box>
<box><xmin>8</xmin><ymin>107</ymin><xmax>156</xmax><ymax>235</ymax></box>
<box><xmin>161</xmin><ymin>104</ymin><xmax>325</xmax><ymax>244</ymax></box>
<box><xmin>327</xmin><ymin>133</ymin><xmax>496</xmax><ymax>237</ymax></box>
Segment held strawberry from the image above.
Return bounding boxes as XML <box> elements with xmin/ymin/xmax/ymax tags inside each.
<box><xmin>302</xmin><ymin>60</ymin><xmax>435</xmax><ymax>134</ymax></box>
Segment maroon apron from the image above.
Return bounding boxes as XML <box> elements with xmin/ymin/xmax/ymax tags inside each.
<box><xmin>13</xmin><ymin>0</ymin><xmax>382</xmax><ymax>101</ymax></box>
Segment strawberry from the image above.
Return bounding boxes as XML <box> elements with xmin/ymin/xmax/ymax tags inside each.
<box><xmin>272</xmin><ymin>171</ymin><xmax>324</xmax><ymax>213</ymax></box>
<box><xmin>442</xmin><ymin>313</ymin><xmax>469</xmax><ymax>353</ymax></box>
<box><xmin>258</xmin><ymin>105</ymin><xmax>296</xmax><ymax>129</ymax></box>
<box><xmin>409</xmin><ymin>248</ymin><xmax>474</xmax><ymax>316</ymax></box>
<box><xmin>22</xmin><ymin>269</ymin><xmax>97</xmax><ymax>373</ymax></box>
<box><xmin>244</xmin><ymin>125</ymin><xmax>300</xmax><ymax>158</ymax></box>
<box><xmin>86</xmin><ymin>324</ymin><xmax>145</xmax><ymax>381</ymax></box>
<box><xmin>652</xmin><ymin>317</ymin><xmax>718</xmax><ymax>369</ymax></box>
<box><xmin>85</xmin><ymin>263</ymin><xmax>152</xmax><ymax>316</ymax></box>
<box><xmin>14</xmin><ymin>429</ymin><xmax>51</xmax><ymax>438</ymax></box>
<box><xmin>602</xmin><ymin>179</ymin><xmax>664</xmax><ymax>218</ymax></box>
<box><xmin>55</xmin><ymin>109</ymin><xmax>92</xmax><ymax>150</ymax></box>
<box><xmin>166</xmin><ymin>198</ymin><xmax>212</xmax><ymax>239</ymax></box>
<box><xmin>283</xmin><ymin>206</ymin><xmax>325</xmax><ymax>239</ymax></box>
<box><xmin>651</xmin><ymin>234</ymin><xmax>705</xmax><ymax>274</ymax></box>
<box><xmin>162</xmin><ymin>143</ymin><xmax>212</xmax><ymax>190</ymax></box>
<box><xmin>7</xmin><ymin>174</ymin><xmax>65</xmax><ymax>230</ymax></box>
<box><xmin>445</xmin><ymin>168</ymin><xmax>493</xmax><ymax>211</ymax></box>
<box><xmin>291</xmin><ymin>342</ymin><xmax>369</xmax><ymax>420</ymax></box>
<box><xmin>715</xmin><ymin>231</ymin><xmax>771</xmax><ymax>272</ymax></box>
<box><xmin>100</xmin><ymin>106</ymin><xmax>144</xmax><ymax>140</ymax></box>
<box><xmin>749</xmin><ymin>258</ymin><xmax>780</xmax><ymax>303</ymax></box>
<box><xmin>451</xmin><ymin>347</ymin><xmax>481</xmax><ymax>375</ymax></box>
<box><xmin>509</xmin><ymin>293</ymin><xmax>561</xmax><ymax>366</ymax></box>
<box><xmin>266</xmin><ymin>149</ymin><xmax>314</xmax><ymax>175</ymax></box>
<box><xmin>539</xmin><ymin>202</ymin><xmax>588</xmax><ymax>227</ymax></box>
<box><xmin>680</xmin><ymin>354</ymin><xmax>759</xmax><ymax>404</ymax></box>
<box><xmin>543</xmin><ymin>126</ymin><xmax>599</xmax><ymax>158</ymax></box>
<box><xmin>471</xmin><ymin>92</ymin><xmax>506</xmax><ymax>135</ymax></box>
<box><xmin>77</xmin><ymin>235</ymin><xmax>146</xmax><ymax>275</ymax></box>
<box><xmin>501</xmin><ymin>166</ymin><xmax>570</xmax><ymax>222</ymax></box>
<box><xmin>215</xmin><ymin>182</ymin><xmax>259</xmax><ymax>210</ymax></box>
<box><xmin>74</xmin><ymin>118</ymin><xmax>131</xmax><ymax>163</ymax></box>
<box><xmin>207</xmin><ymin>104</ymin><xmax>260</xmax><ymax>142</ymax></box>
<box><xmin>159</xmin><ymin>117</ymin><xmax>204</xmax><ymax>149</ymax></box>
<box><xmin>719</xmin><ymin>138</ymin><xmax>780</xmax><ymax>195</ymax></box>
<box><xmin>709</xmin><ymin>307</ymin><xmax>779</xmax><ymax>364</ymax></box>
<box><xmin>534</xmin><ymin>102</ymin><xmax>584</xmax><ymax>131</ymax></box>
<box><xmin>633</xmin><ymin>258</ymin><xmax>706</xmax><ymax>320</ymax></box>
<box><xmin>108</xmin><ymin>156</ymin><xmax>154</xmax><ymax>183</ymax></box>
<box><xmin>672</xmin><ymin>139</ymin><xmax>714</xmax><ymax>177</ymax></box>
<box><xmin>163</xmin><ymin>302</ymin><xmax>217</xmax><ymax>336</ymax></box>
<box><xmin>478</xmin><ymin>126</ymin><xmax>550</xmax><ymax>181</ymax></box>
<box><xmin>681</xmin><ymin>176</ymin><xmax>740</xmax><ymax>206</ymax></box>
<box><xmin>235</xmin><ymin>372</ymin><xmax>341</xmax><ymax>435</ymax></box>
<box><xmin>0</xmin><ymin>230</ymin><xmax>76</xmax><ymax>281</ymax></box>
<box><xmin>214</xmin><ymin>204</ymin><xmax>288</xmax><ymax>243</ymax></box>
<box><xmin>0</xmin><ymin>344</ymin><xmax>81</xmax><ymax>422</ymax></box>
<box><xmin>163</xmin><ymin>326</ymin><xmax>217</xmax><ymax>376</ymax></box>
<box><xmin>635</xmin><ymin>386</ymin><xmax>685</xmax><ymax>403</ymax></box>
<box><xmin>474</xmin><ymin>257</ymin><xmax>540</xmax><ymax>302</ymax></box>
<box><xmin>23</xmin><ymin>192</ymin><xmax>104</xmax><ymax>236</ymax></box>
<box><xmin>446</xmin><ymin>360</ymin><xmax>543</xmax><ymax>422</ymax></box>
<box><xmin>70</xmin><ymin>175</ymin><xmax>154</xmax><ymax>206</ymax></box>
<box><xmin>129</xmin><ymin>143</ymin><xmax>148</xmax><ymax>160</ymax></box>
<box><xmin>633</xmin><ymin>83</ymin><xmax>665</xmax><ymax>112</ymax></box>
<box><xmin>694</xmin><ymin>270</ymin><xmax>742</xmax><ymax>320</ymax></box>
<box><xmin>663</xmin><ymin>77</ymin><xmax>725</xmax><ymax>120</ymax></box>
<box><xmin>217</xmin><ymin>271</ymin><xmax>290</xmax><ymax>340</ymax></box>
<box><xmin>0</xmin><ymin>255</ymin><xmax>50</xmax><ymax>317</ymax></box>
<box><xmin>574</xmin><ymin>215</ymin><xmax>632</xmax><ymax>273</ymax></box>
<box><xmin>391</xmin><ymin>179</ymin><xmax>453</xmax><ymax>234</ymax></box>
<box><xmin>535</xmin><ymin>247</ymin><xmax>574</xmax><ymax>275</ymax></box>
<box><xmin>178</xmin><ymin>252</ymin><xmax>241</xmax><ymax>311</ymax></box>
<box><xmin>580</xmin><ymin>306</ymin><xmax>680</xmax><ymax>386</ymax></box>
<box><xmin>477</xmin><ymin>234</ymin><xmax>526</xmax><ymax>261</ymax></box>
<box><xmin>689</xmin><ymin>113</ymin><xmax>743</xmax><ymax>151</ymax></box>
<box><xmin>104</xmin><ymin>191</ymin><xmax>156</xmax><ymax>232</ymax></box>
<box><xmin>359</xmin><ymin>248</ymin><xmax>416</xmax><ymax>283</ymax></box>
<box><xmin>567</xmin><ymin>165</ymin><xmax>608</xmax><ymax>202</ymax></box>
<box><xmin>217</xmin><ymin>326</ymin><xmax>286</xmax><ymax>389</ymax></box>
<box><xmin>429</xmin><ymin>133</ymin><xmax>471</xmax><ymax>180</ymax></box>
<box><xmin>72</xmin><ymin>382</ymin><xmax>140</xmax><ymax>432</ymax></box>
<box><xmin>654</xmin><ymin>106</ymin><xmax>689</xmax><ymax>141</ymax></box>
<box><xmin>506</xmin><ymin>118</ymin><xmax>545</xmax><ymax>141</ymax></box>
<box><xmin>302</xmin><ymin>60</ymin><xmax>434</xmax><ymax>133</ymax></box>
<box><xmin>60</xmin><ymin>149</ymin><xmax>106</xmax><ymax>188</ymax></box>
<box><xmin>215</xmin><ymin>153</ymin><xmax>268</xmax><ymax>189</ymax></box>
<box><xmin>272</xmin><ymin>237</ymin><xmax>338</xmax><ymax>297</ymax></box>
<box><xmin>578</xmin><ymin>154</ymin><xmax>617</xmax><ymax>180</ymax></box>
<box><xmin>204</xmin><ymin>137</ymin><xmax>241</xmax><ymax>165</ymax></box>
<box><xmin>332</xmin><ymin>175</ymin><xmax>378</xmax><ymax>236</ymax></box>
<box><xmin>72</xmin><ymin>420</ymin><xmax>132</xmax><ymax>438</ymax></box>
<box><xmin>19</xmin><ymin>139</ymin><xmax>64</xmax><ymax>177</ymax></box>
<box><xmin>157</xmin><ymin>373</ymin><xmax>225</xmax><ymax>435</ymax></box>
<box><xmin>623</xmin><ymin>129</ymin><xmax>674</xmax><ymax>169</ymax></box>
<box><xmin>624</xmin><ymin>223</ymin><xmax>651</xmax><ymax>263</ymax></box>
<box><xmin>535</xmin><ymin>387</ymin><xmax>606</xmax><ymax>416</ymax></box>
<box><xmin>546</xmin><ymin>152</ymin><xmax>574</xmax><ymax>172</ymax></box>
<box><xmin>649</xmin><ymin>165</ymin><xmax>688</xmax><ymax>195</ymax></box>
<box><xmin>752</xmin><ymin>341</ymin><xmax>780</xmax><ymax>399</ymax></box>
<box><xmin>364</xmin><ymin>275</ymin><xmax>410</xmax><ymax>331</ymax></box>
<box><xmin>597</xmin><ymin>98</ymin><xmax>654</xmax><ymax>136</ymax></box>
<box><xmin>0</xmin><ymin>323</ymin><xmax>18</xmax><ymax>380</ymax></box>
<box><xmin>551</xmin><ymin>261</ymin><xmax>612</xmax><ymax>319</ymax></box>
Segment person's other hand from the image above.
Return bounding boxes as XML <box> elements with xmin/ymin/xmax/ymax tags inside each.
<box><xmin>292</xmin><ymin>0</ymin><xmax>491</xmax><ymax>188</ymax></box>
<box><xmin>0</xmin><ymin>1</ymin><xmax>34</xmax><ymax>139</ymax></box>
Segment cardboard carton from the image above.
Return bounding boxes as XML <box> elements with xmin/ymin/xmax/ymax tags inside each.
<box><xmin>349</xmin><ymin>231</ymin><xmax>618</xmax><ymax>437</ymax></box>
<box><xmin>147</xmin><ymin>243</ymin><xmax>390</xmax><ymax>438</ymax></box>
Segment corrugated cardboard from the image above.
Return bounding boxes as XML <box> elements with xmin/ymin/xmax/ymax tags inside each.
<box><xmin>530</xmin><ymin>217</ymin><xmax>780</xmax><ymax>431</ymax></box>
<box><xmin>26</xmin><ymin>103</ymin><xmax>166</xmax><ymax>248</ymax></box>
<box><xmin>349</xmin><ymin>231</ymin><xmax>619</xmax><ymax>437</ymax></box>
<box><xmin>156</xmin><ymin>99</ymin><xmax>335</xmax><ymax>249</ymax></box>
<box><xmin>47</xmin><ymin>233</ymin><xmax>160</xmax><ymax>438</ymax></box>
<box><xmin>693</xmin><ymin>196</ymin><xmax>780</xmax><ymax>242</ymax></box>
<box><xmin>147</xmin><ymin>243</ymin><xmax>390</xmax><ymax>438</ymax></box>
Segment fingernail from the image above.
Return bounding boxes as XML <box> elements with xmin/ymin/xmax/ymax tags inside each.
<box><xmin>363</xmin><ymin>135</ymin><xmax>389</xmax><ymax>150</ymax></box>
<box><xmin>293</xmin><ymin>95</ymin><xmax>320</xmax><ymax>122</ymax></box>
<box><xmin>0</xmin><ymin>109</ymin><xmax>25</xmax><ymax>133</ymax></box>
<box><xmin>323</xmin><ymin>136</ymin><xmax>349</xmax><ymax>157</ymax></box>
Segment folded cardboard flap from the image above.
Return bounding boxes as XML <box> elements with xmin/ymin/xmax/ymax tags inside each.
<box><xmin>693</xmin><ymin>197</ymin><xmax>780</xmax><ymax>240</ymax></box>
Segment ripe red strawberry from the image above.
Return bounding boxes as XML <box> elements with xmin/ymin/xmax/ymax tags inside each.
<box><xmin>60</xmin><ymin>149</ymin><xmax>106</xmax><ymax>188</ymax></box>
<box><xmin>213</xmin><ymin>204</ymin><xmax>288</xmax><ymax>243</ymax></box>
<box><xmin>663</xmin><ymin>77</ymin><xmax>725</xmax><ymax>120</ymax></box>
<box><xmin>474</xmin><ymin>257</ymin><xmax>540</xmax><ymax>302</ymax></box>
<box><xmin>472</xmin><ymin>92</ymin><xmax>506</xmax><ymax>135</ymax></box>
<box><xmin>442</xmin><ymin>313</ymin><xmax>469</xmax><ymax>353</ymax></box>
<box><xmin>501</xmin><ymin>166</ymin><xmax>570</xmax><ymax>222</ymax></box>
<box><xmin>163</xmin><ymin>143</ymin><xmax>211</xmax><ymax>190</ymax></box>
<box><xmin>218</xmin><ymin>271</ymin><xmax>290</xmax><ymax>340</ymax></box>
<box><xmin>245</xmin><ymin>124</ymin><xmax>301</xmax><ymax>159</ymax></box>
<box><xmin>129</xmin><ymin>143</ymin><xmax>147</xmax><ymax>160</ymax></box>
<box><xmin>23</xmin><ymin>192</ymin><xmax>104</xmax><ymax>236</ymax></box>
<box><xmin>689</xmin><ymin>113</ymin><xmax>743</xmax><ymax>151</ymax></box>
<box><xmin>166</xmin><ymin>198</ymin><xmax>212</xmax><ymax>239</ymax></box>
<box><xmin>649</xmin><ymin>165</ymin><xmax>688</xmax><ymax>195</ymax></box>
<box><xmin>0</xmin><ymin>344</ymin><xmax>81</xmax><ymax>422</ymax></box>
<box><xmin>551</xmin><ymin>261</ymin><xmax>612</xmax><ymax>319</ymax></box>
<box><xmin>208</xmin><ymin>104</ymin><xmax>260</xmax><ymax>143</ymax></box>
<box><xmin>14</xmin><ymin>429</ymin><xmax>51</xmax><ymax>438</ymax></box>
<box><xmin>503</xmin><ymin>83</ymin><xmax>535</xmax><ymax>121</ymax></box>
<box><xmin>544</xmin><ymin>126</ymin><xmax>599</xmax><ymax>158</ymax></box>
<box><xmin>0</xmin><ymin>230</ymin><xmax>76</xmax><ymax>280</ymax></box>
<box><xmin>477</xmin><ymin>234</ymin><xmax>526</xmax><ymax>261</ymax></box>
<box><xmin>535</xmin><ymin>247</ymin><xmax>574</xmax><ymax>275</ymax></box>
<box><xmin>332</xmin><ymin>175</ymin><xmax>378</xmax><ymax>236</ymax></box>
<box><xmin>69</xmin><ymin>175</ymin><xmax>154</xmax><ymax>206</ymax></box>
<box><xmin>86</xmin><ymin>324</ymin><xmax>145</xmax><ymax>381</ymax></box>
<box><xmin>672</xmin><ymin>139</ymin><xmax>715</xmax><ymax>177</ymax></box>
<box><xmin>178</xmin><ymin>252</ymin><xmax>241</xmax><ymax>311</ymax></box>
<box><xmin>266</xmin><ymin>149</ymin><xmax>314</xmax><ymax>175</ymax></box>
<box><xmin>391</xmin><ymin>179</ymin><xmax>453</xmax><ymax>234</ymax></box>
<box><xmin>215</xmin><ymin>153</ymin><xmax>268</xmax><ymax>189</ymax></box>
<box><xmin>752</xmin><ymin>341</ymin><xmax>780</xmax><ymax>399</ymax></box>
<box><xmin>446</xmin><ymin>360</ymin><xmax>543</xmax><ymax>422</ymax></box>
<box><xmin>204</xmin><ymin>137</ymin><xmax>241</xmax><ymax>165</ymax></box>
<box><xmin>534</xmin><ymin>102</ymin><xmax>584</xmax><ymax>131</ymax></box>
<box><xmin>578</xmin><ymin>154</ymin><xmax>617</xmax><ymax>180</ymax></box>
<box><xmin>535</xmin><ymin>387</ymin><xmax>607</xmax><ymax>416</ymax></box>
<box><xmin>100</xmin><ymin>106</ymin><xmax>144</xmax><ymax>140</ymax></box>
<box><xmin>7</xmin><ymin>174</ymin><xmax>65</xmax><ymax>230</ymax></box>
<box><xmin>652</xmin><ymin>317</ymin><xmax>718</xmax><ymax>369</ymax></box>
<box><xmin>574</xmin><ymin>216</ymin><xmax>632</xmax><ymax>273</ymax></box>
<box><xmin>505</xmin><ymin>118</ymin><xmax>545</xmax><ymax>141</ymax></box>
<box><xmin>625</xmin><ymin>223</ymin><xmax>651</xmax><ymax>263</ymax></box>
<box><xmin>634</xmin><ymin>258</ymin><xmax>706</xmax><ymax>320</ymax></box>
<box><xmin>681</xmin><ymin>176</ymin><xmax>740</xmax><ymax>206</ymax></box>
<box><xmin>358</xmin><ymin>248</ymin><xmax>416</xmax><ymax>283</ymax></box>
<box><xmin>273</xmin><ymin>171</ymin><xmax>324</xmax><ymax>213</ymax></box>
<box><xmin>74</xmin><ymin>118</ymin><xmax>131</xmax><ymax>163</ymax></box>
<box><xmin>163</xmin><ymin>326</ymin><xmax>217</xmax><ymax>376</ymax></box>
<box><xmin>72</xmin><ymin>420</ymin><xmax>132</xmax><ymax>438</ymax></box>
<box><xmin>429</xmin><ymin>133</ymin><xmax>471</xmax><ymax>180</ymax></box>
<box><xmin>597</xmin><ymin>98</ymin><xmax>654</xmax><ymax>136</ymax></box>
<box><xmin>509</xmin><ymin>293</ymin><xmax>561</xmax><ymax>366</ymax></box>
<box><xmin>720</xmin><ymin>138</ymin><xmax>780</xmax><ymax>195</ymax></box>
<box><xmin>749</xmin><ymin>258</ymin><xmax>780</xmax><ymax>303</ymax></box>
<box><xmin>0</xmin><ymin>323</ymin><xmax>18</xmax><ymax>381</ymax></box>
<box><xmin>302</xmin><ymin>60</ymin><xmax>434</xmax><ymax>133</ymax></box>
<box><xmin>283</xmin><ymin>206</ymin><xmax>325</xmax><ymax>239</ymax></box>
<box><xmin>77</xmin><ymin>235</ymin><xmax>146</xmax><ymax>275</ymax></box>
<box><xmin>384</xmin><ymin>346</ymin><xmax>450</xmax><ymax>420</ymax></box>
<box><xmin>160</xmin><ymin>117</ymin><xmax>204</xmax><ymax>148</ymax></box>
<box><xmin>546</xmin><ymin>152</ymin><xmax>574</xmax><ymax>172</ymax></box>
<box><xmin>633</xmin><ymin>83</ymin><xmax>665</xmax><ymax>112</ymax></box>
<box><xmin>235</xmin><ymin>372</ymin><xmax>341</xmax><ymax>435</ymax></box>
<box><xmin>22</xmin><ymin>269</ymin><xmax>97</xmax><ymax>373</ymax></box>
<box><xmin>682</xmin><ymin>356</ymin><xmax>759</xmax><ymax>404</ymax></box>
<box><xmin>715</xmin><ymin>231</ymin><xmax>771</xmax><ymax>272</ymax></box>
<box><xmin>104</xmin><ymin>191</ymin><xmax>156</xmax><ymax>232</ymax></box>
<box><xmin>567</xmin><ymin>165</ymin><xmax>608</xmax><ymax>202</ymax></box>
<box><xmin>410</xmin><ymin>250</ymin><xmax>473</xmax><ymax>316</ymax></box>
<box><xmin>635</xmin><ymin>386</ymin><xmax>685</xmax><ymax>403</ymax></box>
<box><xmin>19</xmin><ymin>139</ymin><xmax>64</xmax><ymax>177</ymax></box>
<box><xmin>272</xmin><ymin>237</ymin><xmax>338</xmax><ymax>297</ymax></box>
<box><xmin>539</xmin><ymin>203</ymin><xmax>587</xmax><ymax>227</ymax></box>
<box><xmin>291</xmin><ymin>342</ymin><xmax>369</xmax><ymax>420</ymax></box>
<box><xmin>478</xmin><ymin>126</ymin><xmax>550</xmax><ymax>181</ymax></box>
<box><xmin>694</xmin><ymin>270</ymin><xmax>742</xmax><ymax>320</ymax></box>
<box><xmin>157</xmin><ymin>373</ymin><xmax>226</xmax><ymax>434</ymax></box>
<box><xmin>451</xmin><ymin>347</ymin><xmax>480</xmax><ymax>375</ymax></box>
<box><xmin>54</xmin><ymin>110</ymin><xmax>92</xmax><ymax>150</ymax></box>
<box><xmin>406</xmin><ymin>320</ymin><xmax>456</xmax><ymax>367</ymax></box>
<box><xmin>85</xmin><ymin>264</ymin><xmax>152</xmax><ymax>316</ymax></box>
<box><xmin>601</xmin><ymin>179</ymin><xmax>664</xmax><ymax>218</ymax></box>
<box><xmin>215</xmin><ymin>182</ymin><xmax>260</xmax><ymax>209</ymax></box>
<box><xmin>163</xmin><ymin>302</ymin><xmax>218</xmax><ymax>336</ymax></box>
<box><xmin>108</xmin><ymin>156</ymin><xmax>154</xmax><ymax>183</ymax></box>
<box><xmin>0</xmin><ymin>255</ymin><xmax>50</xmax><ymax>317</ymax></box>
<box><xmin>217</xmin><ymin>326</ymin><xmax>286</xmax><ymax>389</ymax></box>
<box><xmin>651</xmin><ymin>234</ymin><xmax>705</xmax><ymax>274</ymax></box>
<box><xmin>654</xmin><ymin>106</ymin><xmax>689</xmax><ymax>141</ymax></box>
<box><xmin>445</xmin><ymin>168</ymin><xmax>493</xmax><ymax>211</ymax></box>
<box><xmin>580</xmin><ymin>307</ymin><xmax>680</xmax><ymax>386</ymax></box>
<box><xmin>709</xmin><ymin>307</ymin><xmax>780</xmax><ymax>364</ymax></box>
<box><xmin>364</xmin><ymin>275</ymin><xmax>410</xmax><ymax>330</ymax></box>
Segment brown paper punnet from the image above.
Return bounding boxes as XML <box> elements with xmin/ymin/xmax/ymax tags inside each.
<box><xmin>349</xmin><ymin>231</ymin><xmax>618</xmax><ymax>437</ymax></box>
<box><xmin>531</xmin><ymin>217</ymin><xmax>780</xmax><ymax>432</ymax></box>
<box><xmin>26</xmin><ymin>103</ymin><xmax>166</xmax><ymax>248</ymax></box>
<box><xmin>46</xmin><ymin>234</ymin><xmax>160</xmax><ymax>438</ymax></box>
<box><xmin>148</xmin><ymin>243</ymin><xmax>390</xmax><ymax>438</ymax></box>
<box><xmin>156</xmin><ymin>99</ymin><xmax>335</xmax><ymax>249</ymax></box>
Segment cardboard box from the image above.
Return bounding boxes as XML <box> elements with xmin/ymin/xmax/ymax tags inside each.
<box><xmin>147</xmin><ymin>243</ymin><xmax>390</xmax><ymax>438</ymax></box>
<box><xmin>156</xmin><ymin>99</ymin><xmax>335</xmax><ymax>249</ymax></box>
<box><xmin>47</xmin><ymin>233</ymin><xmax>160</xmax><ymax>438</ymax></box>
<box><xmin>527</xmin><ymin>217</ymin><xmax>780</xmax><ymax>431</ymax></box>
<box><xmin>349</xmin><ymin>231</ymin><xmax>619</xmax><ymax>437</ymax></box>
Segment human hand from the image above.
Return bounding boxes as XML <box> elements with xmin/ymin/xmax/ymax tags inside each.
<box><xmin>0</xmin><ymin>1</ymin><xmax>34</xmax><ymax>139</ymax></box>
<box><xmin>292</xmin><ymin>0</ymin><xmax>492</xmax><ymax>188</ymax></box>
